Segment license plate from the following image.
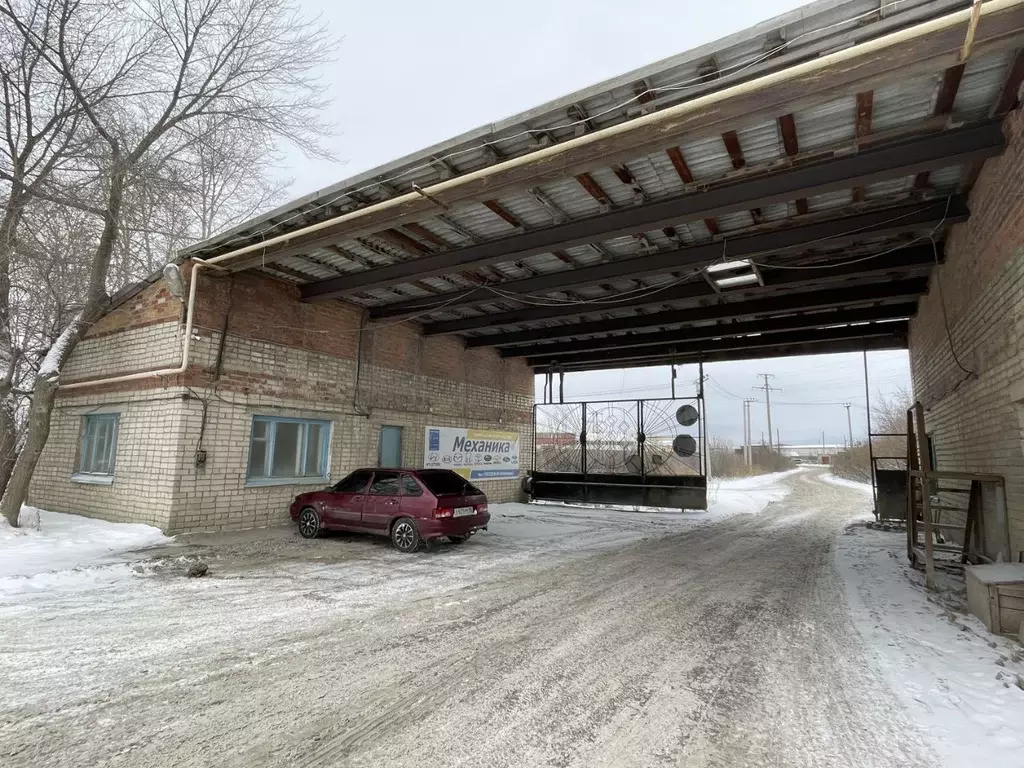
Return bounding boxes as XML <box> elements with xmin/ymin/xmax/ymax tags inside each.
<box><xmin>454</xmin><ymin>506</ymin><xmax>474</xmax><ymax>517</ymax></box>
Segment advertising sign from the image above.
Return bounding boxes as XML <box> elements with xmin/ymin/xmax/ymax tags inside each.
<box><xmin>424</xmin><ymin>426</ymin><xmax>520</xmax><ymax>480</ymax></box>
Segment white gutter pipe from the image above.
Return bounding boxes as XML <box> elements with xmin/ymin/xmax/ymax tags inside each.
<box><xmin>59</xmin><ymin>0</ymin><xmax>1015</xmax><ymax>392</ymax></box>
<box><xmin>60</xmin><ymin>260</ymin><xmax>224</xmax><ymax>391</ymax></box>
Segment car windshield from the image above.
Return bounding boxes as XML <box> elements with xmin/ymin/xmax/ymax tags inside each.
<box><xmin>417</xmin><ymin>470</ymin><xmax>481</xmax><ymax>496</ymax></box>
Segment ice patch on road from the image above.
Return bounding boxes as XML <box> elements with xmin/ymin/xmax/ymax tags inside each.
<box><xmin>836</xmin><ymin>522</ymin><xmax>1024</xmax><ymax>768</ymax></box>
<box><xmin>0</xmin><ymin>507</ymin><xmax>171</xmax><ymax>580</ymax></box>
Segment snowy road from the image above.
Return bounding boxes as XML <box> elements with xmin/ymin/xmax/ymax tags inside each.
<box><xmin>2</xmin><ymin>469</ymin><xmax>1019</xmax><ymax>766</ymax></box>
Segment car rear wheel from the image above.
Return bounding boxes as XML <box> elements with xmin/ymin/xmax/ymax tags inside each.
<box><xmin>298</xmin><ymin>507</ymin><xmax>321</xmax><ymax>539</ymax></box>
<box><xmin>390</xmin><ymin>517</ymin><xmax>421</xmax><ymax>553</ymax></box>
<box><xmin>448</xmin><ymin>534</ymin><xmax>470</xmax><ymax>544</ymax></box>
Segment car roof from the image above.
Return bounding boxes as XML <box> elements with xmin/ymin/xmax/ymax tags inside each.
<box><xmin>351</xmin><ymin>468</ymin><xmax>455</xmax><ymax>475</ymax></box>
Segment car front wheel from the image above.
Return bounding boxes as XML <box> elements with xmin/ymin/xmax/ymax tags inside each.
<box><xmin>298</xmin><ymin>507</ymin><xmax>321</xmax><ymax>539</ymax></box>
<box><xmin>390</xmin><ymin>517</ymin><xmax>422</xmax><ymax>553</ymax></box>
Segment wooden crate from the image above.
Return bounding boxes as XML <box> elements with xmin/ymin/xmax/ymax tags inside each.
<box><xmin>966</xmin><ymin>564</ymin><xmax>1024</xmax><ymax>637</ymax></box>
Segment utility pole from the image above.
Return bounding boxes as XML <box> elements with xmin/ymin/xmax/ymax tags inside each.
<box><xmin>753</xmin><ymin>374</ymin><xmax>781</xmax><ymax>451</ymax></box>
<box><xmin>844</xmin><ymin>403</ymin><xmax>854</xmax><ymax>449</ymax></box>
<box><xmin>741</xmin><ymin>400</ymin><xmax>748</xmax><ymax>466</ymax></box>
<box><xmin>743</xmin><ymin>398</ymin><xmax>756</xmax><ymax>465</ymax></box>
<box><xmin>776</xmin><ymin>427</ymin><xmax>781</xmax><ymax>452</ymax></box>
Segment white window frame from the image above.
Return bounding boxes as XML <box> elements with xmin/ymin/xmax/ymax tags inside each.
<box><xmin>72</xmin><ymin>413</ymin><xmax>120</xmax><ymax>485</ymax></box>
<box><xmin>245</xmin><ymin>416</ymin><xmax>332</xmax><ymax>487</ymax></box>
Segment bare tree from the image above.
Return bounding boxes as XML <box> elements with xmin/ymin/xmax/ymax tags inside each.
<box><xmin>0</xmin><ymin>0</ymin><xmax>95</xmax><ymax>495</ymax></box>
<box><xmin>0</xmin><ymin>0</ymin><xmax>333</xmax><ymax>525</ymax></box>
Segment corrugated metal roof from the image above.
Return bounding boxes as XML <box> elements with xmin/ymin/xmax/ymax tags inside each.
<box><xmin>161</xmin><ymin>0</ymin><xmax>1024</xmax><ymax>370</ymax></box>
<box><xmin>186</xmin><ymin>0</ymin><xmax>973</xmax><ymax>256</ymax></box>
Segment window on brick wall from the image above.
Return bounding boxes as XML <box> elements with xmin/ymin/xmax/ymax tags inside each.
<box><xmin>74</xmin><ymin>413</ymin><xmax>119</xmax><ymax>480</ymax></box>
<box><xmin>247</xmin><ymin>417</ymin><xmax>331</xmax><ymax>483</ymax></box>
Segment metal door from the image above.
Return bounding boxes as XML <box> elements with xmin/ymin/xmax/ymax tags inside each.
<box><xmin>378</xmin><ymin>425</ymin><xmax>403</xmax><ymax>468</ymax></box>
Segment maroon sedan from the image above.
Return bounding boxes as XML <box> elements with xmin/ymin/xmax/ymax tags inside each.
<box><xmin>289</xmin><ymin>468</ymin><xmax>490</xmax><ymax>553</ymax></box>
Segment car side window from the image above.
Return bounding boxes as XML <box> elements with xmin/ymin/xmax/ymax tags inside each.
<box><xmin>333</xmin><ymin>471</ymin><xmax>372</xmax><ymax>493</ymax></box>
<box><xmin>401</xmin><ymin>476</ymin><xmax>423</xmax><ymax>496</ymax></box>
<box><xmin>368</xmin><ymin>472</ymin><xmax>401</xmax><ymax>496</ymax></box>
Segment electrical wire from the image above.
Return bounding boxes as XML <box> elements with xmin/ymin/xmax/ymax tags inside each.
<box><xmin>481</xmin><ymin>269</ymin><xmax>707</xmax><ymax>307</ymax></box>
<box><xmin>194</xmin><ymin>0</ymin><xmax>915</xmax><ymax>257</ymax></box>
<box><xmin>929</xmin><ymin>232</ymin><xmax>977</xmax><ymax>379</ymax></box>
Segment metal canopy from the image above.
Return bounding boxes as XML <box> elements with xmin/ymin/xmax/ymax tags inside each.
<box><xmin>299</xmin><ymin>124</ymin><xmax>1000</xmax><ymax>301</ymax></box>
<box><xmin>185</xmin><ymin>0</ymin><xmax>1024</xmax><ymax>372</ymax></box>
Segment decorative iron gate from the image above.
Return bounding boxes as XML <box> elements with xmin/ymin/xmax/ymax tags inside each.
<box><xmin>530</xmin><ymin>397</ymin><xmax>707</xmax><ymax>510</ymax></box>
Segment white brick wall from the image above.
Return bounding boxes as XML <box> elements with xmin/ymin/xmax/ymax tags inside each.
<box><xmin>30</xmin><ymin>390</ymin><xmax>191</xmax><ymax>529</ymax></box>
<box><xmin>909</xmin><ymin>109</ymin><xmax>1024</xmax><ymax>560</ymax></box>
<box><xmin>36</xmin><ymin>321</ymin><xmax>534</xmax><ymax>533</ymax></box>
<box><xmin>63</xmin><ymin>323</ymin><xmax>185</xmax><ymax>381</ymax></box>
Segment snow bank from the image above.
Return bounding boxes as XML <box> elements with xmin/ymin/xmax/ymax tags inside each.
<box><xmin>0</xmin><ymin>507</ymin><xmax>171</xmax><ymax>580</ymax></box>
<box><xmin>836</xmin><ymin>523</ymin><xmax>1024</xmax><ymax>768</ymax></box>
<box><xmin>821</xmin><ymin>473</ymin><xmax>873</xmax><ymax>493</ymax></box>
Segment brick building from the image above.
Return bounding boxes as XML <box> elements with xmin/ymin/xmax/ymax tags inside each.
<box><xmin>30</xmin><ymin>267</ymin><xmax>534</xmax><ymax>532</ymax></box>
<box><xmin>27</xmin><ymin>0</ymin><xmax>1024</xmax><ymax>548</ymax></box>
<box><xmin>909</xmin><ymin>107</ymin><xmax>1024</xmax><ymax>559</ymax></box>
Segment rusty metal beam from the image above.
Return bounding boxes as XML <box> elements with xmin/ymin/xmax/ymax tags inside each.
<box><xmin>506</xmin><ymin>302</ymin><xmax>916</xmax><ymax>359</ymax></box>
<box><xmin>993</xmin><ymin>48</ymin><xmax>1024</xmax><ymax>114</ymax></box>
<box><xmin>482</xmin><ymin>200</ymin><xmax>522</xmax><ymax>228</ymax></box>
<box><xmin>665</xmin><ymin>146</ymin><xmax>720</xmax><ymax>235</ymax></box>
<box><xmin>458</xmin><ymin>278</ymin><xmax>928</xmax><ymax>347</ymax></box>
<box><xmin>778</xmin><ymin>113</ymin><xmax>808</xmax><ymax>215</ymax></box>
<box><xmin>302</xmin><ymin>123</ymin><xmax>1001</xmax><ymax>301</ymax></box>
<box><xmin>369</xmin><ymin>199</ymin><xmax>963</xmax><ymax>318</ymax></box>
<box><xmin>916</xmin><ymin>64</ymin><xmax>967</xmax><ymax>189</ymax></box>
<box><xmin>425</xmin><ymin>245</ymin><xmax>934</xmax><ymax>334</ymax></box>
<box><xmin>535</xmin><ymin>333</ymin><xmax>906</xmax><ymax>373</ymax></box>
<box><xmin>722</xmin><ymin>130</ymin><xmax>763</xmax><ymax>223</ymax></box>
<box><xmin>524</xmin><ymin>322</ymin><xmax>908</xmax><ymax>367</ymax></box>
<box><xmin>576</xmin><ymin>172</ymin><xmax>612</xmax><ymax>208</ymax></box>
<box><xmin>853</xmin><ymin>91</ymin><xmax>875</xmax><ymax>202</ymax></box>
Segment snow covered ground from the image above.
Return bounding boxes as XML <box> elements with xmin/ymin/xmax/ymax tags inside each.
<box><xmin>0</xmin><ymin>507</ymin><xmax>170</xmax><ymax>579</ymax></box>
<box><xmin>0</xmin><ymin>471</ymin><xmax>794</xmax><ymax>602</ymax></box>
<box><xmin>3</xmin><ymin>468</ymin><xmax>1023</xmax><ymax>767</ymax></box>
<box><xmin>836</xmin><ymin>522</ymin><xmax>1024</xmax><ymax>768</ymax></box>
<box><xmin>821</xmin><ymin>472</ymin><xmax>874</xmax><ymax>493</ymax></box>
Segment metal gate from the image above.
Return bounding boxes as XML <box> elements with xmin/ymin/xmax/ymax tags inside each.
<box><xmin>530</xmin><ymin>397</ymin><xmax>707</xmax><ymax>509</ymax></box>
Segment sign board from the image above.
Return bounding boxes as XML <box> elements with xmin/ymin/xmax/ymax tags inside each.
<box><xmin>424</xmin><ymin>427</ymin><xmax>520</xmax><ymax>480</ymax></box>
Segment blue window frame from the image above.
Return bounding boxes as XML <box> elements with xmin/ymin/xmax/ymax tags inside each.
<box><xmin>77</xmin><ymin>413</ymin><xmax>119</xmax><ymax>477</ymax></box>
<box><xmin>246</xmin><ymin>416</ymin><xmax>330</xmax><ymax>483</ymax></box>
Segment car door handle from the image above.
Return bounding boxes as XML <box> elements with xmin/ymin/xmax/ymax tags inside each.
<box><xmin>385</xmin><ymin>499</ymin><xmax>398</xmax><ymax>505</ymax></box>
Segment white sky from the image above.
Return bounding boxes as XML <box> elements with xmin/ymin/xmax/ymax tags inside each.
<box><xmin>283</xmin><ymin>0</ymin><xmax>914</xmax><ymax>445</ymax></box>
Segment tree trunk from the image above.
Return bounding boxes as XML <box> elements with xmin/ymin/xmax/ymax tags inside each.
<box><xmin>0</xmin><ymin>191</ymin><xmax>24</xmax><ymax>511</ymax></box>
<box><xmin>0</xmin><ymin>402</ymin><xmax>17</xmax><ymax>498</ymax></box>
<box><xmin>0</xmin><ymin>313</ymin><xmax>86</xmax><ymax>526</ymax></box>
<box><xmin>0</xmin><ymin>371</ymin><xmax>57</xmax><ymax>526</ymax></box>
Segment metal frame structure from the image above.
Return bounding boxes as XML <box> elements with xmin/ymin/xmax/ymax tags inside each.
<box><xmin>530</xmin><ymin>389</ymin><xmax>708</xmax><ymax>510</ymax></box>
<box><xmin>179</xmin><ymin>1</ymin><xmax>1024</xmax><ymax>379</ymax></box>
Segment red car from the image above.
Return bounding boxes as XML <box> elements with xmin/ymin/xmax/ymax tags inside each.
<box><xmin>289</xmin><ymin>468</ymin><xmax>490</xmax><ymax>552</ymax></box>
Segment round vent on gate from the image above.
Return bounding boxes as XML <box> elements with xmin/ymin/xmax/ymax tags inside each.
<box><xmin>673</xmin><ymin>434</ymin><xmax>697</xmax><ymax>457</ymax></box>
<box><xmin>675</xmin><ymin>404</ymin><xmax>699</xmax><ymax>427</ymax></box>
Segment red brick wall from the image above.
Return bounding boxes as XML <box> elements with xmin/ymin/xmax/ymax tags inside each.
<box><xmin>87</xmin><ymin>282</ymin><xmax>180</xmax><ymax>338</ymax></box>
<box><xmin>909</xmin><ymin>108</ymin><xmax>1024</xmax><ymax>559</ymax></box>
<box><xmin>195</xmin><ymin>268</ymin><xmax>361</xmax><ymax>360</ymax></box>
<box><xmin>75</xmin><ymin>265</ymin><xmax>533</xmax><ymax>398</ymax></box>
